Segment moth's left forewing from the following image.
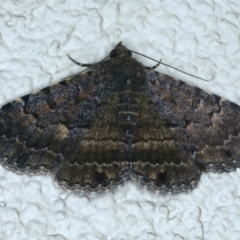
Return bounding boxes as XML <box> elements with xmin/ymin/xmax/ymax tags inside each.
<box><xmin>0</xmin><ymin>69</ymin><xmax>130</xmax><ymax>191</ymax></box>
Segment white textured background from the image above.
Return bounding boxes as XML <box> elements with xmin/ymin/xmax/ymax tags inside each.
<box><xmin>1</xmin><ymin>0</ymin><xmax>240</xmax><ymax>239</ymax></box>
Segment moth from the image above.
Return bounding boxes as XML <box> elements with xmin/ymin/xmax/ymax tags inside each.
<box><xmin>0</xmin><ymin>42</ymin><xmax>239</xmax><ymax>194</ymax></box>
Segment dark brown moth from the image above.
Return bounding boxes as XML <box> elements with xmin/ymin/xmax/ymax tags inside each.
<box><xmin>0</xmin><ymin>42</ymin><xmax>240</xmax><ymax>194</ymax></box>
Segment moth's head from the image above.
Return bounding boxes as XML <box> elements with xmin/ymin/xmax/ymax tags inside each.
<box><xmin>110</xmin><ymin>42</ymin><xmax>132</xmax><ymax>59</ymax></box>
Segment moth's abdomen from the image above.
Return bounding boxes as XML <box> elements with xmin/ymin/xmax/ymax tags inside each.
<box><xmin>117</xmin><ymin>108</ymin><xmax>139</xmax><ymax>140</ymax></box>
<box><xmin>116</xmin><ymin>93</ymin><xmax>140</xmax><ymax>143</ymax></box>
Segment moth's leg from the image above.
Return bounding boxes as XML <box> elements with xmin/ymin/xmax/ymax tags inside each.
<box><xmin>145</xmin><ymin>59</ymin><xmax>162</xmax><ymax>70</ymax></box>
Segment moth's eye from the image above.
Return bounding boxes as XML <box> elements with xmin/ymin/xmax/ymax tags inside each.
<box><xmin>128</xmin><ymin>50</ymin><xmax>132</xmax><ymax>56</ymax></box>
<box><xmin>110</xmin><ymin>49</ymin><xmax>117</xmax><ymax>58</ymax></box>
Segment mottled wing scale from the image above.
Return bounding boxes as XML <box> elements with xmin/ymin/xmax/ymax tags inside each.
<box><xmin>130</xmin><ymin>96</ymin><xmax>201</xmax><ymax>193</ymax></box>
<box><xmin>0</xmin><ymin>42</ymin><xmax>240</xmax><ymax>193</ymax></box>
<box><xmin>55</xmin><ymin>93</ymin><xmax>129</xmax><ymax>189</ymax></box>
<box><xmin>147</xmin><ymin>72</ymin><xmax>240</xmax><ymax>172</ymax></box>
<box><xmin>130</xmin><ymin>70</ymin><xmax>240</xmax><ymax>192</ymax></box>
<box><xmin>0</xmin><ymin>70</ymin><xmax>130</xmax><ymax>190</ymax></box>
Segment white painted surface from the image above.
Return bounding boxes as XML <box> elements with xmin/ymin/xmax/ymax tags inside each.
<box><xmin>0</xmin><ymin>0</ymin><xmax>240</xmax><ymax>239</ymax></box>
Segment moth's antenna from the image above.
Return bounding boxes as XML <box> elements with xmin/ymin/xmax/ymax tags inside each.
<box><xmin>130</xmin><ymin>50</ymin><xmax>209</xmax><ymax>82</ymax></box>
<box><xmin>66</xmin><ymin>53</ymin><xmax>112</xmax><ymax>79</ymax></box>
<box><xmin>68</xmin><ymin>54</ymin><xmax>110</xmax><ymax>69</ymax></box>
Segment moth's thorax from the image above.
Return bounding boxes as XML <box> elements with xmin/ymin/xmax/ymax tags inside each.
<box><xmin>105</xmin><ymin>55</ymin><xmax>147</xmax><ymax>92</ymax></box>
